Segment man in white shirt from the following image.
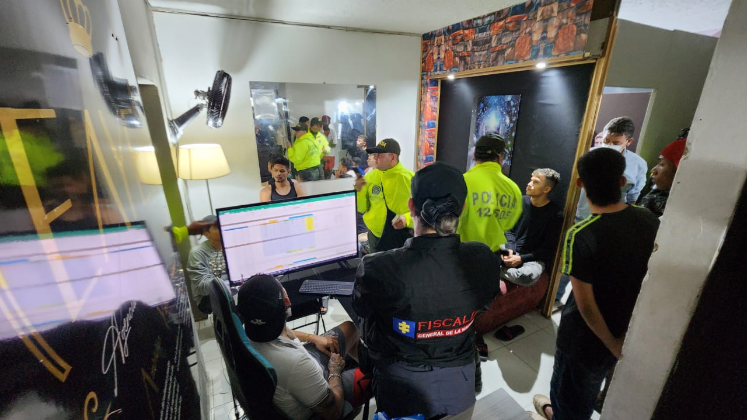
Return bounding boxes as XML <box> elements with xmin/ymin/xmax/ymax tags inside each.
<box><xmin>237</xmin><ymin>275</ymin><xmax>367</xmax><ymax>420</ymax></box>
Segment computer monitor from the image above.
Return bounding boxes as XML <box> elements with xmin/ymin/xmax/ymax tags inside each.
<box><xmin>0</xmin><ymin>222</ymin><xmax>175</xmax><ymax>340</ymax></box>
<box><xmin>217</xmin><ymin>191</ymin><xmax>359</xmax><ymax>284</ymax></box>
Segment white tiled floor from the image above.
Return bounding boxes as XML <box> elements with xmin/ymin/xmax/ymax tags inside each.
<box><xmin>203</xmin><ymin>298</ymin><xmax>600</xmax><ymax>420</ymax></box>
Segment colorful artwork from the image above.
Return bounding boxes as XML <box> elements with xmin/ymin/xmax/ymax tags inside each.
<box><xmin>416</xmin><ymin>0</ymin><xmax>594</xmax><ymax>169</ymax></box>
<box><xmin>467</xmin><ymin>95</ymin><xmax>522</xmax><ymax>176</ymax></box>
<box><xmin>417</xmin><ymin>79</ymin><xmax>439</xmax><ymax>168</ymax></box>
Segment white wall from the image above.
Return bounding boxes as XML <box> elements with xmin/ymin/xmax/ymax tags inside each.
<box><xmin>606</xmin><ymin>19</ymin><xmax>717</xmax><ymax>168</ymax></box>
<box><xmin>152</xmin><ymin>12</ymin><xmax>420</xmax><ymax>219</ymax></box>
<box><xmin>282</xmin><ymin>82</ymin><xmax>365</xmax><ymax>125</ymax></box>
<box><xmin>604</xmin><ymin>0</ymin><xmax>747</xmax><ymax>418</ymax></box>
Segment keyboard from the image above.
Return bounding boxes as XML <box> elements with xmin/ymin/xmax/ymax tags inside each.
<box><xmin>299</xmin><ymin>280</ymin><xmax>354</xmax><ymax>296</ymax></box>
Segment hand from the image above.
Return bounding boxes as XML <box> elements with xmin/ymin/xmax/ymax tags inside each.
<box><xmin>502</xmin><ymin>250</ymin><xmax>522</xmax><ymax>268</ymax></box>
<box><xmin>354</xmin><ymin>176</ymin><xmax>367</xmax><ymax>192</ymax></box>
<box><xmin>309</xmin><ymin>334</ymin><xmax>340</xmax><ymax>356</ymax></box>
<box><xmin>328</xmin><ymin>353</ymin><xmax>345</xmax><ymax>374</ymax></box>
<box><xmin>284</xmin><ymin>140</ymin><xmax>292</xmax><ymax>148</ymax></box>
<box><xmin>392</xmin><ymin>215</ymin><xmax>407</xmax><ymax>230</ymax></box>
<box><xmin>609</xmin><ymin>337</ymin><xmax>624</xmax><ymax>359</ymax></box>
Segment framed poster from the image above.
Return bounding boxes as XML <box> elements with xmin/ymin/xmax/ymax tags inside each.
<box><xmin>467</xmin><ymin>94</ymin><xmax>522</xmax><ymax>175</ymax></box>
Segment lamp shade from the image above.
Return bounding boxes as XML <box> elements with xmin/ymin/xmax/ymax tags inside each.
<box><xmin>177</xmin><ymin>143</ymin><xmax>231</xmax><ymax>180</ymax></box>
<box><xmin>134</xmin><ymin>146</ymin><xmax>178</xmax><ymax>185</ymax></box>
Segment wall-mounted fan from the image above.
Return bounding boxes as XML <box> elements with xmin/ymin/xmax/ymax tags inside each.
<box><xmin>169</xmin><ymin>70</ymin><xmax>232</xmax><ymax>140</ymax></box>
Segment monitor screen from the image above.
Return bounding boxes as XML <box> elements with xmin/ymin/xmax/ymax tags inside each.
<box><xmin>0</xmin><ymin>223</ymin><xmax>175</xmax><ymax>340</ymax></box>
<box><xmin>217</xmin><ymin>191</ymin><xmax>358</xmax><ymax>283</ymax></box>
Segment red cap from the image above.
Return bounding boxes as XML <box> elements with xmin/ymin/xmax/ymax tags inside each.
<box><xmin>660</xmin><ymin>138</ymin><xmax>687</xmax><ymax>168</ymax></box>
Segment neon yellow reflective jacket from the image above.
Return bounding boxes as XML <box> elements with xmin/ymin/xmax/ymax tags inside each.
<box><xmin>310</xmin><ymin>131</ymin><xmax>330</xmax><ymax>158</ymax></box>
<box><xmin>457</xmin><ymin>161</ymin><xmax>523</xmax><ymax>252</ymax></box>
<box><xmin>288</xmin><ymin>133</ymin><xmax>321</xmax><ymax>170</ymax></box>
<box><xmin>356</xmin><ymin>162</ymin><xmax>415</xmax><ymax>238</ymax></box>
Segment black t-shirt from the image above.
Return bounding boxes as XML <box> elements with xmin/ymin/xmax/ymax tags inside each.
<box><xmin>556</xmin><ymin>205</ymin><xmax>659</xmax><ymax>365</ymax></box>
<box><xmin>506</xmin><ymin>196</ymin><xmax>564</xmax><ymax>268</ymax></box>
<box><xmin>357</xmin><ymin>149</ymin><xmax>369</xmax><ymax>170</ymax></box>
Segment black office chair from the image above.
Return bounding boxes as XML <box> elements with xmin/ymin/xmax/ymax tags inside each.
<box><xmin>209</xmin><ymin>278</ymin><xmax>290</xmax><ymax>420</ymax></box>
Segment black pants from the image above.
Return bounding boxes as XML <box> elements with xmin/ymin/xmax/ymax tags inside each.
<box><xmin>197</xmin><ymin>295</ymin><xmax>212</xmax><ymax>314</ymax></box>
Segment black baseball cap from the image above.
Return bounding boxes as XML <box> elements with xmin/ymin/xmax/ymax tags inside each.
<box><xmin>237</xmin><ymin>275</ymin><xmax>286</xmax><ymax>343</ymax></box>
<box><xmin>366</xmin><ymin>138</ymin><xmax>401</xmax><ymax>155</ymax></box>
<box><xmin>475</xmin><ymin>134</ymin><xmax>506</xmax><ymax>156</ymax></box>
<box><xmin>291</xmin><ymin>123</ymin><xmax>308</xmax><ymax>132</ymax></box>
<box><xmin>299</xmin><ymin>116</ymin><xmax>309</xmax><ymax>123</ymax></box>
<box><xmin>411</xmin><ymin>162</ymin><xmax>467</xmax><ymax>213</ymax></box>
<box><xmin>310</xmin><ymin>117</ymin><xmax>322</xmax><ymax>127</ymax></box>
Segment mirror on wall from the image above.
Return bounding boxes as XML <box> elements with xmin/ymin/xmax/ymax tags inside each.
<box><xmin>249</xmin><ymin>82</ymin><xmax>376</xmax><ymax>183</ymax></box>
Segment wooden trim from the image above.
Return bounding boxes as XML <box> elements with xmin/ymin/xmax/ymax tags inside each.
<box><xmin>541</xmin><ymin>17</ymin><xmax>620</xmax><ymax>318</ymax></box>
<box><xmin>415</xmin><ymin>78</ymin><xmax>424</xmax><ymax>168</ymax></box>
<box><xmin>432</xmin><ymin>79</ymin><xmax>442</xmax><ymax>161</ymax></box>
<box><xmin>428</xmin><ymin>55</ymin><xmax>596</xmax><ymax>80</ymax></box>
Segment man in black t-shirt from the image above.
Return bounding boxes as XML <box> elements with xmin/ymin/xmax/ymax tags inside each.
<box><xmin>533</xmin><ymin>148</ymin><xmax>659</xmax><ymax>420</ymax></box>
<box><xmin>503</xmin><ymin>168</ymin><xmax>564</xmax><ymax>285</ymax></box>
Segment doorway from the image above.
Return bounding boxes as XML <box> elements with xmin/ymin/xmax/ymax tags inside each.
<box><xmin>595</xmin><ymin>87</ymin><xmax>654</xmax><ymax>153</ymax></box>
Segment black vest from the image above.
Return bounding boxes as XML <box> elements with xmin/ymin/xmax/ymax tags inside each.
<box><xmin>353</xmin><ymin>235</ymin><xmax>503</xmax><ymax>367</ymax></box>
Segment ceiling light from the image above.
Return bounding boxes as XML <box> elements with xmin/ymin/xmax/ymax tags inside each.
<box><xmin>447</xmin><ymin>74</ymin><xmax>455</xmax><ymax>80</ymax></box>
<box><xmin>536</xmin><ymin>62</ymin><xmax>547</xmax><ymax>69</ymax></box>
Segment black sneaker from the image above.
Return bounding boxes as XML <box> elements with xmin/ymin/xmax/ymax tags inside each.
<box><xmin>476</xmin><ymin>334</ymin><xmax>489</xmax><ymax>361</ymax></box>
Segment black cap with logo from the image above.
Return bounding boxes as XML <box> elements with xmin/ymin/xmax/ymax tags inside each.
<box><xmin>366</xmin><ymin>138</ymin><xmax>401</xmax><ymax>155</ymax></box>
<box><xmin>309</xmin><ymin>117</ymin><xmax>323</xmax><ymax>127</ymax></box>
<box><xmin>237</xmin><ymin>275</ymin><xmax>286</xmax><ymax>343</ymax></box>
<box><xmin>291</xmin><ymin>123</ymin><xmax>308</xmax><ymax>132</ymax></box>
<box><xmin>475</xmin><ymin>133</ymin><xmax>506</xmax><ymax>157</ymax></box>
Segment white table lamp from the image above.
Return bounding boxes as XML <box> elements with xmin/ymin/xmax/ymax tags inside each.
<box><xmin>177</xmin><ymin>143</ymin><xmax>230</xmax><ymax>213</ymax></box>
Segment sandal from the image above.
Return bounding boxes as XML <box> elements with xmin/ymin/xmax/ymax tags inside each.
<box><xmin>494</xmin><ymin>325</ymin><xmax>525</xmax><ymax>341</ymax></box>
<box><xmin>533</xmin><ymin>394</ymin><xmax>552</xmax><ymax>419</ymax></box>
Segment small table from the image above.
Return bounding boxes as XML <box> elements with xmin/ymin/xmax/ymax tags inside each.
<box><xmin>282</xmin><ymin>265</ymin><xmax>358</xmax><ymax>334</ymax></box>
<box><xmin>448</xmin><ymin>388</ymin><xmax>531</xmax><ymax>420</ymax></box>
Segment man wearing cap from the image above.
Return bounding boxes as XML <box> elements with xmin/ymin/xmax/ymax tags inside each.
<box><xmin>299</xmin><ymin>116</ymin><xmax>310</xmax><ymax>130</ymax></box>
<box><xmin>458</xmin><ymin>133</ymin><xmax>523</xmax><ymax>253</ymax></box>
<box><xmin>237</xmin><ymin>275</ymin><xmax>367</xmax><ymax>420</ymax></box>
<box><xmin>186</xmin><ymin>215</ymin><xmax>227</xmax><ymax>314</ymax></box>
<box><xmin>309</xmin><ymin>117</ymin><xmax>331</xmax><ymax>179</ymax></box>
<box><xmin>354</xmin><ymin>138</ymin><xmax>415</xmax><ymax>252</ymax></box>
<box><xmin>286</xmin><ymin>123</ymin><xmax>321</xmax><ymax>182</ymax></box>
<box><xmin>353</xmin><ymin>162</ymin><xmax>504</xmax><ymax>418</ymax></box>
<box><xmin>637</xmin><ymin>137</ymin><xmax>686</xmax><ymax>217</ymax></box>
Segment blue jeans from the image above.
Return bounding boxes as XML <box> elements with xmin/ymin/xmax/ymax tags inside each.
<box><xmin>555</xmin><ymin>273</ymin><xmax>571</xmax><ymax>302</ymax></box>
<box><xmin>550</xmin><ymin>348</ymin><xmax>615</xmax><ymax>420</ymax></box>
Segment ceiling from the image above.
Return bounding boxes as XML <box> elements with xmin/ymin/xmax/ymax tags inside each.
<box><xmin>149</xmin><ymin>0</ymin><xmax>731</xmax><ymax>37</ymax></box>
<box><xmin>618</xmin><ymin>0</ymin><xmax>730</xmax><ymax>37</ymax></box>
